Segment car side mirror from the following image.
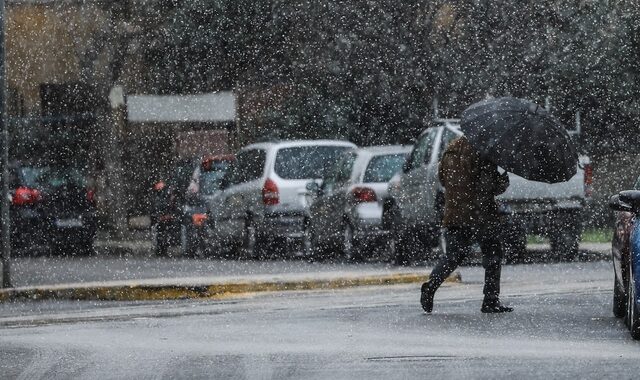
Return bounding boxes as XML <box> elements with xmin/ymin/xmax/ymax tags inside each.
<box><xmin>609</xmin><ymin>194</ymin><xmax>632</xmax><ymax>212</ymax></box>
<box><xmin>609</xmin><ymin>190</ymin><xmax>640</xmax><ymax>212</ymax></box>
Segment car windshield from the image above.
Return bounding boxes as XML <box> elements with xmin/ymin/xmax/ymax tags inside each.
<box><xmin>274</xmin><ymin>146</ymin><xmax>353</xmax><ymax>180</ymax></box>
<box><xmin>200</xmin><ymin>161</ymin><xmax>232</xmax><ymax>195</ymax></box>
<box><xmin>363</xmin><ymin>153</ymin><xmax>408</xmax><ymax>183</ymax></box>
<box><xmin>19</xmin><ymin>166</ymin><xmax>86</xmax><ymax>190</ymax></box>
<box><xmin>171</xmin><ymin>161</ymin><xmax>195</xmax><ymax>190</ymax></box>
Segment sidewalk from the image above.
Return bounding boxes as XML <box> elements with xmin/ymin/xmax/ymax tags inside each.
<box><xmin>0</xmin><ymin>256</ymin><xmax>458</xmax><ymax>302</ymax></box>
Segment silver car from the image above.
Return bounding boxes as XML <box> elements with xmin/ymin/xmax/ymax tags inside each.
<box><xmin>207</xmin><ymin>139</ymin><xmax>356</xmax><ymax>258</ymax></box>
<box><xmin>306</xmin><ymin>145</ymin><xmax>412</xmax><ymax>261</ymax></box>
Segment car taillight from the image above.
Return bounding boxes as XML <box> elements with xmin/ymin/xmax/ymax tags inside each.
<box><xmin>262</xmin><ymin>178</ymin><xmax>279</xmax><ymax>205</ymax></box>
<box><xmin>583</xmin><ymin>163</ymin><xmax>593</xmax><ymax>198</ymax></box>
<box><xmin>87</xmin><ymin>189</ymin><xmax>96</xmax><ymax>204</ymax></box>
<box><xmin>192</xmin><ymin>213</ymin><xmax>207</xmax><ymax>227</ymax></box>
<box><xmin>352</xmin><ymin>187</ymin><xmax>377</xmax><ymax>203</ymax></box>
<box><xmin>13</xmin><ymin>187</ymin><xmax>41</xmax><ymax>206</ymax></box>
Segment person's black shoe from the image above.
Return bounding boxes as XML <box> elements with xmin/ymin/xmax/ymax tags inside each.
<box><xmin>481</xmin><ymin>298</ymin><xmax>513</xmax><ymax>313</ymax></box>
<box><xmin>420</xmin><ymin>282</ymin><xmax>435</xmax><ymax>313</ymax></box>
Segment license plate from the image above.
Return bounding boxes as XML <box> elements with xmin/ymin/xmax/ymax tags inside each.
<box><xmin>55</xmin><ymin>218</ymin><xmax>83</xmax><ymax>228</ymax></box>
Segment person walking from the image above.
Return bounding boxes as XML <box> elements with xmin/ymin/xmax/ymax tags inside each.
<box><xmin>420</xmin><ymin>135</ymin><xmax>513</xmax><ymax>313</ymax></box>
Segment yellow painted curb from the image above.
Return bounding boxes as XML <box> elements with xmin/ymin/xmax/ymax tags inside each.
<box><xmin>0</xmin><ymin>271</ymin><xmax>461</xmax><ymax>302</ymax></box>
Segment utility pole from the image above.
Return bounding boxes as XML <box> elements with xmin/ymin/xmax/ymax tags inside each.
<box><xmin>0</xmin><ymin>0</ymin><xmax>11</xmax><ymax>288</ymax></box>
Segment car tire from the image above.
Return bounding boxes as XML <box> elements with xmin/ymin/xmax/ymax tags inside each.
<box><xmin>550</xmin><ymin>230</ymin><xmax>580</xmax><ymax>262</ymax></box>
<box><xmin>614</xmin><ymin>275</ymin><xmax>627</xmax><ymax>319</ymax></box>
<box><xmin>50</xmin><ymin>237</ymin><xmax>66</xmax><ymax>256</ymax></box>
<box><xmin>75</xmin><ymin>237</ymin><xmax>95</xmax><ymax>256</ymax></box>
<box><xmin>628</xmin><ymin>267</ymin><xmax>640</xmax><ymax>339</ymax></box>
<box><xmin>151</xmin><ymin>224</ymin><xmax>170</xmax><ymax>257</ymax></box>
<box><xmin>180</xmin><ymin>225</ymin><xmax>198</xmax><ymax>258</ymax></box>
<box><xmin>391</xmin><ymin>227</ymin><xmax>413</xmax><ymax>266</ymax></box>
<box><xmin>550</xmin><ymin>214</ymin><xmax>582</xmax><ymax>261</ymax></box>
<box><xmin>342</xmin><ymin>223</ymin><xmax>361</xmax><ymax>262</ymax></box>
<box><xmin>239</xmin><ymin>218</ymin><xmax>264</xmax><ymax>260</ymax></box>
<box><xmin>302</xmin><ymin>219</ymin><xmax>317</xmax><ymax>260</ymax></box>
<box><xmin>306</xmin><ymin>223</ymin><xmax>331</xmax><ymax>262</ymax></box>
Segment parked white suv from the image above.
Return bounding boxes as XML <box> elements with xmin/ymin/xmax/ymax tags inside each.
<box><xmin>207</xmin><ymin>139</ymin><xmax>356</xmax><ymax>258</ymax></box>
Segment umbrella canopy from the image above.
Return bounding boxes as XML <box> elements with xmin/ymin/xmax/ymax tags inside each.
<box><xmin>460</xmin><ymin>97</ymin><xmax>578</xmax><ymax>183</ymax></box>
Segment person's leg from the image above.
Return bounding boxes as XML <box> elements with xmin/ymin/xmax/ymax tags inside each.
<box><xmin>421</xmin><ymin>227</ymin><xmax>471</xmax><ymax>312</ymax></box>
<box><xmin>478</xmin><ymin>224</ymin><xmax>513</xmax><ymax>313</ymax></box>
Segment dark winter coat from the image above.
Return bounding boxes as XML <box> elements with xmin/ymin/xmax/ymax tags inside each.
<box><xmin>438</xmin><ymin>136</ymin><xmax>509</xmax><ymax>227</ymax></box>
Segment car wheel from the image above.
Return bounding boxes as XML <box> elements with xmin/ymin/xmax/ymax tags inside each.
<box><xmin>302</xmin><ymin>219</ymin><xmax>317</xmax><ymax>260</ymax></box>
<box><xmin>151</xmin><ymin>224</ymin><xmax>169</xmax><ymax>257</ymax></box>
<box><xmin>628</xmin><ymin>268</ymin><xmax>640</xmax><ymax>339</ymax></box>
<box><xmin>614</xmin><ymin>275</ymin><xmax>627</xmax><ymax>319</ymax></box>
<box><xmin>550</xmin><ymin>216</ymin><xmax>582</xmax><ymax>261</ymax></box>
<box><xmin>50</xmin><ymin>237</ymin><xmax>66</xmax><ymax>256</ymax></box>
<box><xmin>180</xmin><ymin>225</ymin><xmax>198</xmax><ymax>257</ymax></box>
<box><xmin>308</xmin><ymin>223</ymin><xmax>331</xmax><ymax>262</ymax></box>
<box><xmin>550</xmin><ymin>232</ymin><xmax>580</xmax><ymax>261</ymax></box>
<box><xmin>239</xmin><ymin>218</ymin><xmax>263</xmax><ymax>260</ymax></box>
<box><xmin>342</xmin><ymin>223</ymin><xmax>361</xmax><ymax>262</ymax></box>
<box><xmin>74</xmin><ymin>236</ymin><xmax>95</xmax><ymax>256</ymax></box>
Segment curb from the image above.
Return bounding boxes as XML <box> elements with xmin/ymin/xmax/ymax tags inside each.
<box><xmin>0</xmin><ymin>271</ymin><xmax>461</xmax><ymax>303</ymax></box>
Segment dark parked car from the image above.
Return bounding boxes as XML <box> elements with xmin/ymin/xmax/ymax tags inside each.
<box><xmin>150</xmin><ymin>159</ymin><xmax>195</xmax><ymax>256</ymax></box>
<box><xmin>610</xmin><ymin>180</ymin><xmax>640</xmax><ymax>339</ymax></box>
<box><xmin>151</xmin><ymin>155</ymin><xmax>234</xmax><ymax>256</ymax></box>
<box><xmin>9</xmin><ymin>163</ymin><xmax>97</xmax><ymax>254</ymax></box>
<box><xmin>182</xmin><ymin>154</ymin><xmax>234</xmax><ymax>256</ymax></box>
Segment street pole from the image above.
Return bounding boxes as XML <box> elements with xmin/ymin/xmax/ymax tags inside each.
<box><xmin>0</xmin><ymin>0</ymin><xmax>11</xmax><ymax>288</ymax></box>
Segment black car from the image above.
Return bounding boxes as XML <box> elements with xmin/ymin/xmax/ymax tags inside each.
<box><xmin>150</xmin><ymin>155</ymin><xmax>234</xmax><ymax>257</ymax></box>
<box><xmin>10</xmin><ymin>163</ymin><xmax>97</xmax><ymax>254</ymax></box>
<box><xmin>182</xmin><ymin>155</ymin><xmax>234</xmax><ymax>257</ymax></box>
<box><xmin>150</xmin><ymin>159</ymin><xmax>194</xmax><ymax>257</ymax></box>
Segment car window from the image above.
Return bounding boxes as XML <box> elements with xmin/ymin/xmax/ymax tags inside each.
<box><xmin>200</xmin><ymin>161</ymin><xmax>232</xmax><ymax>195</ymax></box>
<box><xmin>274</xmin><ymin>146</ymin><xmax>353</xmax><ymax>180</ymax></box>
<box><xmin>321</xmin><ymin>163</ymin><xmax>339</xmax><ymax>194</ymax></box>
<box><xmin>405</xmin><ymin>128</ymin><xmax>438</xmax><ymax>172</ymax></box>
<box><xmin>634</xmin><ymin>175</ymin><xmax>640</xmax><ymax>190</ymax></box>
<box><xmin>171</xmin><ymin>160</ymin><xmax>195</xmax><ymax>192</ymax></box>
<box><xmin>335</xmin><ymin>152</ymin><xmax>356</xmax><ymax>184</ymax></box>
<box><xmin>17</xmin><ymin>167</ymin><xmax>47</xmax><ymax>188</ymax></box>
<box><xmin>21</xmin><ymin>166</ymin><xmax>86</xmax><ymax>190</ymax></box>
<box><xmin>321</xmin><ymin>151</ymin><xmax>354</xmax><ymax>193</ymax></box>
<box><xmin>438</xmin><ymin>128</ymin><xmax>458</xmax><ymax>160</ymax></box>
<box><xmin>227</xmin><ymin>149</ymin><xmax>266</xmax><ymax>186</ymax></box>
<box><xmin>363</xmin><ymin>153</ymin><xmax>408</xmax><ymax>183</ymax></box>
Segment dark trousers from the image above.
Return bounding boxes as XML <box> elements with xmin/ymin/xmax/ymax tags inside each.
<box><xmin>427</xmin><ymin>225</ymin><xmax>503</xmax><ymax>299</ymax></box>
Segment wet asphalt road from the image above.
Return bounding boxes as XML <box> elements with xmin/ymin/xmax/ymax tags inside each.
<box><xmin>1</xmin><ymin>260</ymin><xmax>638</xmax><ymax>379</ymax></box>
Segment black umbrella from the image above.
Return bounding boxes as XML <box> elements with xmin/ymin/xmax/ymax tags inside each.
<box><xmin>460</xmin><ymin>97</ymin><xmax>578</xmax><ymax>183</ymax></box>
